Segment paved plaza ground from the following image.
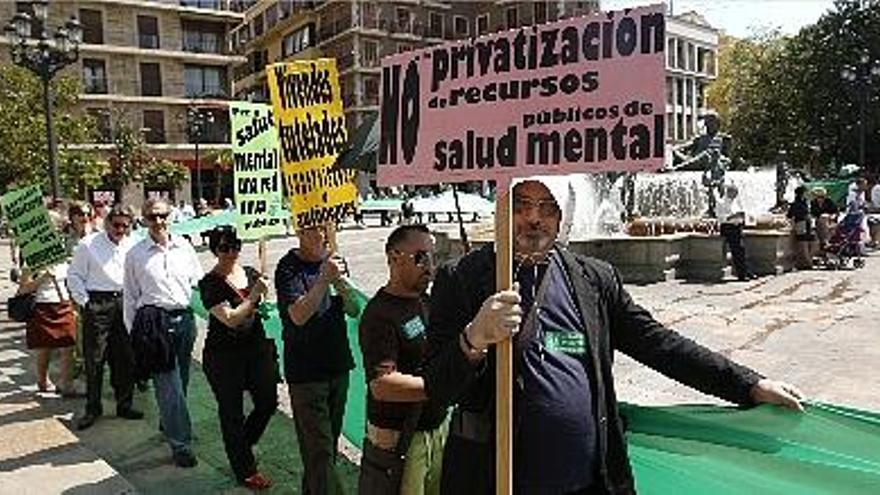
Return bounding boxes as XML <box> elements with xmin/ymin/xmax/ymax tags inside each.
<box><xmin>1</xmin><ymin>223</ymin><xmax>879</xmax><ymax>493</ymax></box>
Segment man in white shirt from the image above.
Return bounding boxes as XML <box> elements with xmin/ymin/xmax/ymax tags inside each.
<box><xmin>68</xmin><ymin>205</ymin><xmax>142</xmax><ymax>430</ymax></box>
<box><xmin>716</xmin><ymin>184</ymin><xmax>755</xmax><ymax>281</ymax></box>
<box><xmin>124</xmin><ymin>198</ymin><xmax>204</xmax><ymax>468</ymax></box>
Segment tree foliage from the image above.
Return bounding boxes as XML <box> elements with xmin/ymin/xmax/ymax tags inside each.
<box><xmin>706</xmin><ymin>1</ymin><xmax>880</xmax><ymax>176</ymax></box>
<box><xmin>142</xmin><ymin>159</ymin><xmax>189</xmax><ymax>190</ymax></box>
<box><xmin>0</xmin><ymin>65</ymin><xmax>99</xmax><ymax>196</ymax></box>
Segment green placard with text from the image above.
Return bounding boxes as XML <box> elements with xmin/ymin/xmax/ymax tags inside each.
<box><xmin>0</xmin><ymin>185</ymin><xmax>68</xmax><ymax>270</ymax></box>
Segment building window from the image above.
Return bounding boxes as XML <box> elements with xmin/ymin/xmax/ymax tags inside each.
<box><xmin>181</xmin><ymin>0</ymin><xmax>220</xmax><ymax>9</ymax></box>
<box><xmin>364</xmin><ymin>75</ymin><xmax>379</xmax><ymax>105</ymax></box>
<box><xmin>534</xmin><ymin>2</ymin><xmax>548</xmax><ymax>24</ymax></box>
<box><xmin>16</xmin><ymin>2</ymin><xmax>44</xmax><ymax>39</ymax></box>
<box><xmin>253</xmin><ymin>13</ymin><xmax>264</xmax><ymax>37</ymax></box>
<box><xmin>429</xmin><ymin>12</ymin><xmax>443</xmax><ymax>38</ymax></box>
<box><xmin>86</xmin><ymin>108</ymin><xmax>111</xmax><ymax>143</ymax></box>
<box><xmin>676</xmin><ymin>113</ymin><xmax>683</xmax><ymax>140</ymax></box>
<box><xmin>185</xmin><ymin>65</ymin><xmax>227</xmax><ymax>98</ymax></box>
<box><xmin>666</xmin><ymin>76</ymin><xmax>674</xmax><ymax>105</ymax></box>
<box><xmin>696</xmin><ymin>82</ymin><xmax>705</xmax><ymax>108</ymax></box>
<box><xmin>396</xmin><ymin>7</ymin><xmax>412</xmax><ymax>33</ymax></box>
<box><xmin>143</xmin><ymin>110</ymin><xmax>165</xmax><ymax>144</ymax></box>
<box><xmin>137</xmin><ymin>15</ymin><xmax>159</xmax><ymax>49</ymax></box>
<box><xmin>685</xmin><ymin>79</ymin><xmax>693</xmax><ymax>105</ymax></box>
<box><xmin>140</xmin><ymin>63</ymin><xmax>162</xmax><ymax>96</ymax></box>
<box><xmin>666</xmin><ymin>113</ymin><xmax>675</xmax><ymax>140</ymax></box>
<box><xmin>281</xmin><ymin>23</ymin><xmax>314</xmax><ymax>58</ymax></box>
<box><xmin>265</xmin><ymin>2</ymin><xmax>278</xmax><ymax>30</ymax></box>
<box><xmin>79</xmin><ymin>8</ymin><xmax>103</xmax><ymax>44</ymax></box>
<box><xmin>183</xmin><ymin>21</ymin><xmax>223</xmax><ymax>54</ymax></box>
<box><xmin>398</xmin><ymin>43</ymin><xmax>413</xmax><ymax>54</ymax></box>
<box><xmin>704</xmin><ymin>50</ymin><xmax>716</xmax><ymax>76</ymax></box>
<box><xmin>454</xmin><ymin>16</ymin><xmax>468</xmax><ymax>37</ymax></box>
<box><xmin>667</xmin><ymin>38</ymin><xmax>675</xmax><ymax>68</ymax></box>
<box><xmin>676</xmin><ymin>78</ymin><xmax>684</xmax><ymax>106</ymax></box>
<box><xmin>676</xmin><ymin>41</ymin><xmax>685</xmax><ymax>70</ymax></box>
<box><xmin>82</xmin><ymin>59</ymin><xmax>107</xmax><ymax>94</ymax></box>
<box><xmin>476</xmin><ymin>14</ymin><xmax>489</xmax><ymax>35</ymax></box>
<box><xmin>506</xmin><ymin>7</ymin><xmax>518</xmax><ymax>30</ymax></box>
<box><xmin>361</xmin><ymin>39</ymin><xmax>378</xmax><ymax>67</ymax></box>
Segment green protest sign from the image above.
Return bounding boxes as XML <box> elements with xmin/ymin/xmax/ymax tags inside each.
<box><xmin>0</xmin><ymin>185</ymin><xmax>68</xmax><ymax>270</ymax></box>
<box><xmin>230</xmin><ymin>102</ymin><xmax>287</xmax><ymax>240</ymax></box>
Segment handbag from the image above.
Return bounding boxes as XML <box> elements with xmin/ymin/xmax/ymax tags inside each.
<box><xmin>7</xmin><ymin>292</ymin><xmax>35</xmax><ymax>322</ymax></box>
<box><xmin>358</xmin><ymin>404</ymin><xmax>423</xmax><ymax>495</ymax></box>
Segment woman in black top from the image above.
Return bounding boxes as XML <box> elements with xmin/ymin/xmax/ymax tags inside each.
<box><xmin>199</xmin><ymin>226</ymin><xmax>278</xmax><ymax>490</ymax></box>
<box><xmin>787</xmin><ymin>186</ymin><xmax>814</xmax><ymax>269</ymax></box>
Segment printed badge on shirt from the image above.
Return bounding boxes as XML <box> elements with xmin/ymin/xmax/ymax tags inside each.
<box><xmin>544</xmin><ymin>331</ymin><xmax>586</xmax><ymax>355</ymax></box>
<box><xmin>401</xmin><ymin>316</ymin><xmax>425</xmax><ymax>340</ymax></box>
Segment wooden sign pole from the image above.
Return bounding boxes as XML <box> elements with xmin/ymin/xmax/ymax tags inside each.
<box><xmin>495</xmin><ymin>185</ymin><xmax>513</xmax><ymax>495</ymax></box>
<box><xmin>257</xmin><ymin>237</ymin><xmax>267</xmax><ymax>276</ymax></box>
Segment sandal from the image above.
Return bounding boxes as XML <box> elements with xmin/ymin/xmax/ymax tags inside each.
<box><xmin>242</xmin><ymin>472</ymin><xmax>272</xmax><ymax>490</ymax></box>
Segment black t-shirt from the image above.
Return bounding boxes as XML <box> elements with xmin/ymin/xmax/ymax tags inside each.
<box><xmin>275</xmin><ymin>249</ymin><xmax>354</xmax><ymax>383</ymax></box>
<box><xmin>359</xmin><ymin>289</ymin><xmax>447</xmax><ymax>432</ymax></box>
<box><xmin>198</xmin><ymin>266</ymin><xmax>266</xmax><ymax>351</ymax></box>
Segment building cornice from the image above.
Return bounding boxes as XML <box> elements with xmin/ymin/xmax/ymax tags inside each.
<box><xmin>87</xmin><ymin>0</ymin><xmax>244</xmax><ymax>21</ymax></box>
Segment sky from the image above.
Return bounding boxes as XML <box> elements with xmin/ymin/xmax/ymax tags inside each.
<box><xmin>602</xmin><ymin>0</ymin><xmax>839</xmax><ymax>38</ymax></box>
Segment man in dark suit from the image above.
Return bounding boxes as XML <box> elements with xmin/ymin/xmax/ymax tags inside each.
<box><xmin>425</xmin><ymin>178</ymin><xmax>803</xmax><ymax>495</ymax></box>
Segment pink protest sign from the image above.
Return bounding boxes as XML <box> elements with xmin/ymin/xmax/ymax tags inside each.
<box><xmin>377</xmin><ymin>4</ymin><xmax>666</xmax><ymax>187</ymax></box>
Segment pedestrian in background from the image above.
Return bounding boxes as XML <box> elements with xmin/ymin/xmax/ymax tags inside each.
<box><xmin>68</xmin><ymin>205</ymin><xmax>142</xmax><ymax>430</ymax></box>
<box><xmin>124</xmin><ymin>198</ymin><xmax>203</xmax><ymax>468</ymax></box>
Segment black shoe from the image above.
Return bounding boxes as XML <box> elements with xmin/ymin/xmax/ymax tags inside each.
<box><xmin>173</xmin><ymin>451</ymin><xmax>198</xmax><ymax>468</ymax></box>
<box><xmin>117</xmin><ymin>408</ymin><xmax>144</xmax><ymax>420</ymax></box>
<box><xmin>77</xmin><ymin>413</ymin><xmax>100</xmax><ymax>431</ymax></box>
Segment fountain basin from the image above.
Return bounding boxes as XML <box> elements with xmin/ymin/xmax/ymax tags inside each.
<box><xmin>434</xmin><ymin>228</ymin><xmax>794</xmax><ymax>284</ymax></box>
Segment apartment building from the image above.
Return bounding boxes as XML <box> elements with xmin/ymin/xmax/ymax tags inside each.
<box><xmin>665</xmin><ymin>11</ymin><xmax>719</xmax><ymax>143</ymax></box>
<box><xmin>231</xmin><ymin>1</ymin><xmax>599</xmax><ymax>135</ymax></box>
<box><xmin>0</xmin><ymin>0</ymin><xmax>245</xmax><ymax>204</ymax></box>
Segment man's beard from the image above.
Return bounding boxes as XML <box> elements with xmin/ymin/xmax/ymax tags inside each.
<box><xmin>514</xmin><ymin>229</ymin><xmax>554</xmax><ymax>262</ymax></box>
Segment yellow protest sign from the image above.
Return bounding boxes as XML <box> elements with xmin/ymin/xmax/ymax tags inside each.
<box><xmin>266</xmin><ymin>58</ymin><xmax>358</xmax><ymax>230</ymax></box>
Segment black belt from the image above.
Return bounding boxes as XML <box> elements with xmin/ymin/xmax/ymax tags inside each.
<box><xmin>449</xmin><ymin>409</ymin><xmax>491</xmax><ymax>444</ymax></box>
<box><xmin>88</xmin><ymin>290</ymin><xmax>122</xmax><ymax>300</ymax></box>
<box><xmin>166</xmin><ymin>307</ymin><xmax>192</xmax><ymax>317</ymax></box>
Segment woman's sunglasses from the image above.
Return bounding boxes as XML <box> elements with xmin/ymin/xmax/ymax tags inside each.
<box><xmin>217</xmin><ymin>240</ymin><xmax>243</xmax><ymax>253</ymax></box>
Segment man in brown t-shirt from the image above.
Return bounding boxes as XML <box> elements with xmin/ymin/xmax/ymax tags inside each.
<box><xmin>358</xmin><ymin>225</ymin><xmax>448</xmax><ymax>495</ymax></box>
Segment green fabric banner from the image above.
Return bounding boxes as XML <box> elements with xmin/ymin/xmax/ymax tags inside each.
<box><xmin>192</xmin><ymin>289</ymin><xmax>880</xmax><ymax>493</ymax></box>
<box><xmin>230</xmin><ymin>102</ymin><xmax>288</xmax><ymax>240</ymax></box>
<box><xmin>0</xmin><ymin>185</ymin><xmax>68</xmax><ymax>270</ymax></box>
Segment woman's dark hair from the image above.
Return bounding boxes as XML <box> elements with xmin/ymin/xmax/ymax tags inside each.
<box><xmin>208</xmin><ymin>225</ymin><xmax>240</xmax><ymax>255</ymax></box>
<box><xmin>795</xmin><ymin>186</ymin><xmax>807</xmax><ymax>198</ymax></box>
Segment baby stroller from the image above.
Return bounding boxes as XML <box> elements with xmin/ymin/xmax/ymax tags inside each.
<box><xmin>818</xmin><ymin>211</ymin><xmax>866</xmax><ymax>270</ymax></box>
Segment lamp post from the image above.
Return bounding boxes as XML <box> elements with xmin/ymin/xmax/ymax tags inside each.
<box><xmin>4</xmin><ymin>0</ymin><xmax>82</xmax><ymax>200</ymax></box>
<box><xmin>186</xmin><ymin>105</ymin><xmax>215</xmax><ymax>203</ymax></box>
<box><xmin>841</xmin><ymin>51</ymin><xmax>880</xmax><ymax>173</ymax></box>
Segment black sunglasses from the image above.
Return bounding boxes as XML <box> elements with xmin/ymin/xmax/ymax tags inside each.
<box><xmin>394</xmin><ymin>249</ymin><xmax>433</xmax><ymax>267</ymax></box>
<box><xmin>111</xmin><ymin>221</ymin><xmax>131</xmax><ymax>230</ymax></box>
<box><xmin>145</xmin><ymin>212</ymin><xmax>170</xmax><ymax>221</ymax></box>
<box><xmin>217</xmin><ymin>240</ymin><xmax>242</xmax><ymax>253</ymax></box>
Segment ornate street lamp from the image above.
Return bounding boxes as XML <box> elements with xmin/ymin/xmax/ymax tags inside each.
<box><xmin>841</xmin><ymin>51</ymin><xmax>880</xmax><ymax>172</ymax></box>
<box><xmin>4</xmin><ymin>1</ymin><xmax>83</xmax><ymax>200</ymax></box>
<box><xmin>186</xmin><ymin>106</ymin><xmax>215</xmax><ymax>203</ymax></box>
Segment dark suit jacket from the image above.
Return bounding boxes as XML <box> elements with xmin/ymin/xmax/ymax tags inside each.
<box><xmin>424</xmin><ymin>244</ymin><xmax>763</xmax><ymax>494</ymax></box>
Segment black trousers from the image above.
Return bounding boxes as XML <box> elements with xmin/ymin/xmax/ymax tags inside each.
<box><xmin>203</xmin><ymin>339</ymin><xmax>279</xmax><ymax>482</ymax></box>
<box><xmin>720</xmin><ymin>222</ymin><xmax>751</xmax><ymax>279</ymax></box>
<box><xmin>82</xmin><ymin>295</ymin><xmax>135</xmax><ymax>416</ymax></box>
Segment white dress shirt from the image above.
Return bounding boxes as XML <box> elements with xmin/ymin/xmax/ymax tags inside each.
<box><xmin>67</xmin><ymin>231</ymin><xmax>133</xmax><ymax>306</ymax></box>
<box><xmin>123</xmin><ymin>234</ymin><xmax>204</xmax><ymax>331</ymax></box>
<box><xmin>716</xmin><ymin>195</ymin><xmax>745</xmax><ymax>224</ymax></box>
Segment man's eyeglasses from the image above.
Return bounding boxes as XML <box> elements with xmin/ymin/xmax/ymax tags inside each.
<box><xmin>513</xmin><ymin>196</ymin><xmax>559</xmax><ymax>216</ymax></box>
<box><xmin>111</xmin><ymin>221</ymin><xmax>131</xmax><ymax>230</ymax></box>
<box><xmin>394</xmin><ymin>249</ymin><xmax>434</xmax><ymax>267</ymax></box>
<box><xmin>217</xmin><ymin>240</ymin><xmax>242</xmax><ymax>253</ymax></box>
<box><xmin>145</xmin><ymin>212</ymin><xmax>170</xmax><ymax>221</ymax></box>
